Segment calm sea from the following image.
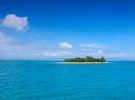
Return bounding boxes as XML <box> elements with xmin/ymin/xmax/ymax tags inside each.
<box><xmin>0</xmin><ymin>61</ymin><xmax>135</xmax><ymax>100</ymax></box>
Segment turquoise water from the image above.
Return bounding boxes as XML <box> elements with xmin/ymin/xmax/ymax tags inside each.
<box><xmin>0</xmin><ymin>61</ymin><xmax>135</xmax><ymax>100</ymax></box>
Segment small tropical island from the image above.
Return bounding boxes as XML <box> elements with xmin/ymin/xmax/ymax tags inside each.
<box><xmin>63</xmin><ymin>56</ymin><xmax>106</xmax><ymax>63</ymax></box>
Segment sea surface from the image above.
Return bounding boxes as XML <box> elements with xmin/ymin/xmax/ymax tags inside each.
<box><xmin>0</xmin><ymin>61</ymin><xmax>135</xmax><ymax>100</ymax></box>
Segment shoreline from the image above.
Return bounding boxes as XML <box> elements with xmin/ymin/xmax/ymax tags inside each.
<box><xmin>60</xmin><ymin>62</ymin><xmax>109</xmax><ymax>64</ymax></box>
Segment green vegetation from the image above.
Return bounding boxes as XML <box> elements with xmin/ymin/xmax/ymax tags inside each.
<box><xmin>64</xmin><ymin>56</ymin><xmax>106</xmax><ymax>62</ymax></box>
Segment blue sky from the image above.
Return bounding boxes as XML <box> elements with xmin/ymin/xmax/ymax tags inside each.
<box><xmin>0</xmin><ymin>0</ymin><xmax>135</xmax><ymax>60</ymax></box>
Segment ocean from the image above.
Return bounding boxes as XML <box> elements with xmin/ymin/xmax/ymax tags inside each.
<box><xmin>0</xmin><ymin>61</ymin><xmax>135</xmax><ymax>100</ymax></box>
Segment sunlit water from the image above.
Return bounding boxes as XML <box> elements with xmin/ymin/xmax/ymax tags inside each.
<box><xmin>0</xmin><ymin>61</ymin><xmax>135</xmax><ymax>100</ymax></box>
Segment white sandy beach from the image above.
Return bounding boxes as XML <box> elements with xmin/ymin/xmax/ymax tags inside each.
<box><xmin>60</xmin><ymin>62</ymin><xmax>109</xmax><ymax>64</ymax></box>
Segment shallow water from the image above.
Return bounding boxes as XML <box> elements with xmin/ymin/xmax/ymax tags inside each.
<box><xmin>0</xmin><ymin>61</ymin><xmax>135</xmax><ymax>100</ymax></box>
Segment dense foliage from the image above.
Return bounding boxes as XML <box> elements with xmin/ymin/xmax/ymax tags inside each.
<box><xmin>64</xmin><ymin>56</ymin><xmax>106</xmax><ymax>62</ymax></box>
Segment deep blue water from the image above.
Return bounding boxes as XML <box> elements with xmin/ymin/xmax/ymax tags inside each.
<box><xmin>0</xmin><ymin>61</ymin><xmax>135</xmax><ymax>100</ymax></box>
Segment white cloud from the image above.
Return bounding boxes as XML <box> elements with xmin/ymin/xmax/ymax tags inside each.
<box><xmin>43</xmin><ymin>51</ymin><xmax>71</xmax><ymax>57</ymax></box>
<box><xmin>0</xmin><ymin>32</ymin><xmax>47</xmax><ymax>59</ymax></box>
<box><xmin>59</xmin><ymin>42</ymin><xmax>72</xmax><ymax>49</ymax></box>
<box><xmin>0</xmin><ymin>32</ymin><xmax>73</xmax><ymax>59</ymax></box>
<box><xmin>79</xmin><ymin>49</ymin><xmax>104</xmax><ymax>57</ymax></box>
<box><xmin>0</xmin><ymin>32</ymin><xmax>17</xmax><ymax>53</ymax></box>
<box><xmin>0</xmin><ymin>32</ymin><xmax>135</xmax><ymax>60</ymax></box>
<box><xmin>0</xmin><ymin>32</ymin><xmax>13</xmax><ymax>46</ymax></box>
<box><xmin>79</xmin><ymin>44</ymin><xmax>107</xmax><ymax>48</ymax></box>
<box><xmin>43</xmin><ymin>52</ymin><xmax>60</xmax><ymax>57</ymax></box>
<box><xmin>105</xmin><ymin>52</ymin><xmax>134</xmax><ymax>59</ymax></box>
<box><xmin>97</xmin><ymin>49</ymin><xmax>104</xmax><ymax>55</ymax></box>
<box><xmin>0</xmin><ymin>32</ymin><xmax>9</xmax><ymax>42</ymax></box>
<box><xmin>1</xmin><ymin>14</ymin><xmax>28</xmax><ymax>31</ymax></box>
<box><xmin>78</xmin><ymin>49</ymin><xmax>135</xmax><ymax>60</ymax></box>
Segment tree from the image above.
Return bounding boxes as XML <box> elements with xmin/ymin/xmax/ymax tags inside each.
<box><xmin>100</xmin><ymin>57</ymin><xmax>105</xmax><ymax>62</ymax></box>
<box><xmin>64</xmin><ymin>56</ymin><xmax>106</xmax><ymax>62</ymax></box>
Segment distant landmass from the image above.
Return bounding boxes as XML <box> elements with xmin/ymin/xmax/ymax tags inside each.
<box><xmin>64</xmin><ymin>56</ymin><xmax>106</xmax><ymax>62</ymax></box>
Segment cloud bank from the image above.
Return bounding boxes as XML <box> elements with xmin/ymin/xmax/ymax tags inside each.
<box><xmin>79</xmin><ymin>44</ymin><xmax>107</xmax><ymax>48</ymax></box>
<box><xmin>43</xmin><ymin>51</ymin><xmax>71</xmax><ymax>57</ymax></box>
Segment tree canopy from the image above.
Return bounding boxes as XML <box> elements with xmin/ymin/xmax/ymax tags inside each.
<box><xmin>64</xmin><ymin>56</ymin><xmax>106</xmax><ymax>62</ymax></box>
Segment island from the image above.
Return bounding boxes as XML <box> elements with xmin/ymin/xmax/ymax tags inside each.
<box><xmin>64</xmin><ymin>56</ymin><xmax>106</xmax><ymax>63</ymax></box>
